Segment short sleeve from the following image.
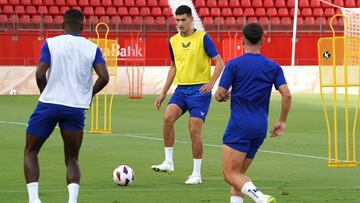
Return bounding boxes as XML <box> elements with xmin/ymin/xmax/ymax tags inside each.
<box><xmin>169</xmin><ymin>41</ymin><xmax>174</xmax><ymax>62</ymax></box>
<box><xmin>93</xmin><ymin>47</ymin><xmax>106</xmax><ymax>67</ymax></box>
<box><xmin>274</xmin><ymin>65</ymin><xmax>287</xmax><ymax>90</ymax></box>
<box><xmin>218</xmin><ymin>62</ymin><xmax>234</xmax><ymax>90</ymax></box>
<box><xmin>39</xmin><ymin>41</ymin><xmax>51</xmax><ymax>65</ymax></box>
<box><xmin>203</xmin><ymin>34</ymin><xmax>219</xmax><ymax>58</ymax></box>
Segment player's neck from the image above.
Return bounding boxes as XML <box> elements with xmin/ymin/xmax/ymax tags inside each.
<box><xmin>64</xmin><ymin>28</ymin><xmax>81</xmax><ymax>35</ymax></box>
<box><xmin>181</xmin><ymin>28</ymin><xmax>195</xmax><ymax>37</ymax></box>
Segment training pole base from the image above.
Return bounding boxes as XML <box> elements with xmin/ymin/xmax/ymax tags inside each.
<box><xmin>90</xmin><ymin>129</ymin><xmax>112</xmax><ymax>134</ymax></box>
<box><xmin>328</xmin><ymin>161</ymin><xmax>357</xmax><ymax>168</ymax></box>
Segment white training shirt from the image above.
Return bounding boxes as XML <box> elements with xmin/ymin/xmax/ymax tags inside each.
<box><xmin>39</xmin><ymin>34</ymin><xmax>101</xmax><ymax>109</ymax></box>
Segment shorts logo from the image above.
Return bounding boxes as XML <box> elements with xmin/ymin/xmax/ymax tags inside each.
<box><xmin>200</xmin><ymin>112</ymin><xmax>205</xmax><ymax>116</ymax></box>
<box><xmin>182</xmin><ymin>42</ymin><xmax>191</xmax><ymax>48</ymax></box>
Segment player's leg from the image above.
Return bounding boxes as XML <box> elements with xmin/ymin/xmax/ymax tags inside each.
<box><xmin>229</xmin><ymin>158</ymin><xmax>253</xmax><ymax>203</ymax></box>
<box><xmin>152</xmin><ymin>90</ymin><xmax>185</xmax><ymax>173</ymax></box>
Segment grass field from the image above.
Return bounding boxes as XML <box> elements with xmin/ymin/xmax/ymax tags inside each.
<box><xmin>0</xmin><ymin>94</ymin><xmax>359</xmax><ymax>203</ymax></box>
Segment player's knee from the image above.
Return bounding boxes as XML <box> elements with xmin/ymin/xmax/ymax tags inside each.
<box><xmin>189</xmin><ymin>126</ymin><xmax>201</xmax><ymax>137</ymax></box>
<box><xmin>163</xmin><ymin>115</ymin><xmax>176</xmax><ymax>126</ymax></box>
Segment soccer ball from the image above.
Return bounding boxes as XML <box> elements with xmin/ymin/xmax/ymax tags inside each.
<box><xmin>9</xmin><ymin>89</ymin><xmax>17</xmax><ymax>95</ymax></box>
<box><xmin>113</xmin><ymin>165</ymin><xmax>134</xmax><ymax>186</ymax></box>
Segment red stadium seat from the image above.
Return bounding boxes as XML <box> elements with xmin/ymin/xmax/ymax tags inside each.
<box><xmin>19</xmin><ymin>15</ymin><xmax>31</xmax><ymax>23</ymax></box>
<box><xmin>280</xmin><ymin>17</ymin><xmax>292</xmax><ymax>25</ymax></box>
<box><xmin>49</xmin><ymin>6</ymin><xmax>60</xmax><ymax>15</ymax></box>
<box><xmin>78</xmin><ymin>0</ymin><xmax>89</xmax><ymax>6</ymax></box>
<box><xmin>55</xmin><ymin>0</ymin><xmax>65</xmax><ymax>6</ymax></box>
<box><xmin>95</xmin><ymin>7</ymin><xmax>105</xmax><ymax>16</ymax></box>
<box><xmin>299</xmin><ymin>0</ymin><xmax>309</xmax><ymax>7</ymax></box>
<box><xmin>259</xmin><ymin>17</ymin><xmax>269</xmax><ymax>25</ymax></box>
<box><xmin>110</xmin><ymin>16</ymin><xmax>121</xmax><ymax>24</ymax></box>
<box><xmin>9</xmin><ymin>0</ymin><xmax>19</xmax><ymax>4</ymax></box>
<box><xmin>118</xmin><ymin>7</ymin><xmax>128</xmax><ymax>16</ymax></box>
<box><xmin>99</xmin><ymin>16</ymin><xmax>110</xmax><ymax>23</ymax></box>
<box><xmin>43</xmin><ymin>0</ymin><xmax>54</xmax><ymax>5</ymax></box>
<box><xmin>203</xmin><ymin>17</ymin><xmax>214</xmax><ymax>25</ymax></box>
<box><xmin>8</xmin><ymin>15</ymin><xmax>18</xmax><ymax>23</ymax></box>
<box><xmin>333</xmin><ymin>0</ymin><xmax>344</xmax><ymax>7</ymax></box>
<box><xmin>26</xmin><ymin>6</ymin><xmax>37</xmax><ymax>15</ymax></box>
<box><xmin>121</xmin><ymin>16</ymin><xmax>132</xmax><ymax>24</ymax></box>
<box><xmin>270</xmin><ymin>17</ymin><xmax>280</xmax><ymax>25</ymax></box>
<box><xmin>229</xmin><ymin>0</ymin><xmax>240</xmax><ymax>7</ymax></box>
<box><xmin>321</xmin><ymin>0</ymin><xmax>332</xmax><ymax>8</ymax></box>
<box><xmin>53</xmin><ymin>15</ymin><xmax>63</xmax><ymax>23</ymax></box>
<box><xmin>313</xmin><ymin>8</ymin><xmax>324</xmax><ymax>17</ymax></box>
<box><xmin>199</xmin><ymin>8</ymin><xmax>210</xmax><ymax>17</ymax></box>
<box><xmin>15</xmin><ymin>5</ymin><xmax>25</xmax><ymax>14</ymax></box>
<box><xmin>357</xmin><ymin>0</ymin><xmax>360</xmax><ymax>7</ymax></box>
<box><xmin>345</xmin><ymin>0</ymin><xmax>356</xmax><ymax>7</ymax></box>
<box><xmin>241</xmin><ymin>0</ymin><xmax>251</xmax><ymax>7</ymax></box>
<box><xmin>210</xmin><ymin>8</ymin><xmax>220</xmax><ymax>17</ymax></box>
<box><xmin>90</xmin><ymin>0</ymin><xmax>100</xmax><ymax>6</ymax></box>
<box><xmin>144</xmin><ymin>16</ymin><xmax>154</xmax><ymax>25</ymax></box>
<box><xmin>218</xmin><ymin>0</ymin><xmax>228</xmax><ymax>7</ymax></box>
<box><xmin>0</xmin><ymin>15</ymin><xmax>8</xmax><ymax>23</ymax></box>
<box><xmin>324</xmin><ymin>8</ymin><xmax>335</xmax><ymax>16</ymax></box>
<box><xmin>3</xmin><ymin>5</ymin><xmax>13</xmax><ymax>14</ymax></box>
<box><xmin>83</xmin><ymin>7</ymin><xmax>94</xmax><ymax>16</ymax></box>
<box><xmin>247</xmin><ymin>17</ymin><xmax>258</xmax><ymax>23</ymax></box>
<box><xmin>301</xmin><ymin>8</ymin><xmax>312</xmax><ymax>16</ymax></box>
<box><xmin>66</xmin><ymin>0</ymin><xmax>76</xmax><ymax>6</ymax></box>
<box><xmin>304</xmin><ymin>17</ymin><xmax>315</xmax><ymax>25</ymax></box>
<box><xmin>225</xmin><ymin>17</ymin><xmax>236</xmax><ymax>25</ymax></box>
<box><xmin>158</xmin><ymin>0</ymin><xmax>168</xmax><ymax>7</ymax></box>
<box><xmin>147</xmin><ymin>0</ymin><xmax>158</xmax><ymax>7</ymax></box>
<box><xmin>129</xmin><ymin>7</ymin><xmax>139</xmax><ymax>16</ymax></box>
<box><xmin>297</xmin><ymin>17</ymin><xmax>304</xmax><ymax>25</ymax></box>
<box><xmin>214</xmin><ymin>16</ymin><xmax>225</xmax><ymax>24</ymax></box>
<box><xmin>162</xmin><ymin>7</ymin><xmax>172</xmax><ymax>16</ymax></box>
<box><xmin>0</xmin><ymin>0</ymin><xmax>8</xmax><ymax>5</ymax></box>
<box><xmin>140</xmin><ymin>7</ymin><xmax>151</xmax><ymax>16</ymax></box>
<box><xmin>136</xmin><ymin>0</ymin><xmax>146</xmax><ymax>7</ymax></box>
<box><xmin>252</xmin><ymin>0</ymin><xmax>263</xmax><ymax>7</ymax></box>
<box><xmin>31</xmin><ymin>15</ymin><xmax>41</xmax><ymax>23</ymax></box>
<box><xmin>101</xmin><ymin>0</ymin><xmax>112</xmax><ymax>6</ymax></box>
<box><xmin>151</xmin><ymin>7</ymin><xmax>162</xmax><ymax>16</ymax></box>
<box><xmin>113</xmin><ymin>0</ymin><xmax>123</xmax><ymax>6</ymax></box>
<box><xmin>274</xmin><ymin>0</ymin><xmax>285</xmax><ymax>7</ymax></box>
<box><xmin>267</xmin><ymin>8</ymin><xmax>277</xmax><ymax>17</ymax></box>
<box><xmin>124</xmin><ymin>0</ymin><xmax>135</xmax><ymax>6</ymax></box>
<box><xmin>155</xmin><ymin>16</ymin><xmax>166</xmax><ymax>25</ymax></box>
<box><xmin>278</xmin><ymin>8</ymin><xmax>289</xmax><ymax>17</ymax></box>
<box><xmin>310</xmin><ymin>0</ymin><xmax>321</xmax><ymax>7</ymax></box>
<box><xmin>244</xmin><ymin>8</ymin><xmax>255</xmax><ymax>17</ymax></box>
<box><xmin>315</xmin><ymin>17</ymin><xmax>326</xmax><ymax>25</ymax></box>
<box><xmin>38</xmin><ymin>5</ymin><xmax>48</xmax><ymax>14</ymax></box>
<box><xmin>222</xmin><ymin>8</ymin><xmax>232</xmax><ymax>17</ymax></box>
<box><xmin>236</xmin><ymin>17</ymin><xmax>245</xmax><ymax>25</ymax></box>
<box><xmin>255</xmin><ymin>8</ymin><xmax>266</xmax><ymax>16</ymax></box>
<box><xmin>72</xmin><ymin>6</ymin><xmax>81</xmax><ymax>11</ymax></box>
<box><xmin>168</xmin><ymin>16</ymin><xmax>175</xmax><ymax>25</ymax></box>
<box><xmin>42</xmin><ymin>15</ymin><xmax>52</xmax><ymax>23</ymax></box>
<box><xmin>233</xmin><ymin>8</ymin><xmax>243</xmax><ymax>17</ymax></box>
<box><xmin>106</xmin><ymin>7</ymin><xmax>117</xmax><ymax>16</ymax></box>
<box><xmin>287</xmin><ymin>0</ymin><xmax>295</xmax><ymax>7</ymax></box>
<box><xmin>290</xmin><ymin>8</ymin><xmax>301</xmax><ymax>16</ymax></box>
<box><xmin>60</xmin><ymin>6</ymin><xmax>69</xmax><ymax>14</ymax></box>
<box><xmin>133</xmin><ymin>16</ymin><xmax>142</xmax><ymax>24</ymax></box>
<box><xmin>207</xmin><ymin>0</ymin><xmax>217</xmax><ymax>7</ymax></box>
<box><xmin>20</xmin><ymin>0</ymin><xmax>31</xmax><ymax>5</ymax></box>
<box><xmin>32</xmin><ymin>0</ymin><xmax>42</xmax><ymax>5</ymax></box>
<box><xmin>264</xmin><ymin>0</ymin><xmax>274</xmax><ymax>7</ymax></box>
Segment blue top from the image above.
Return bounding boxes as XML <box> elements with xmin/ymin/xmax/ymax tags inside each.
<box><xmin>219</xmin><ymin>53</ymin><xmax>287</xmax><ymax>131</ymax></box>
<box><xmin>39</xmin><ymin>35</ymin><xmax>106</xmax><ymax>67</ymax></box>
<box><xmin>169</xmin><ymin>33</ymin><xmax>218</xmax><ymax>62</ymax></box>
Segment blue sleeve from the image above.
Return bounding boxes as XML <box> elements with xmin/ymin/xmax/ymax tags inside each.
<box><xmin>39</xmin><ymin>41</ymin><xmax>51</xmax><ymax>65</ymax></box>
<box><xmin>203</xmin><ymin>34</ymin><xmax>219</xmax><ymax>58</ymax></box>
<box><xmin>274</xmin><ymin>65</ymin><xmax>287</xmax><ymax>90</ymax></box>
<box><xmin>169</xmin><ymin>41</ymin><xmax>174</xmax><ymax>62</ymax></box>
<box><xmin>218</xmin><ymin>62</ymin><xmax>234</xmax><ymax>90</ymax></box>
<box><xmin>93</xmin><ymin>47</ymin><xmax>106</xmax><ymax>67</ymax></box>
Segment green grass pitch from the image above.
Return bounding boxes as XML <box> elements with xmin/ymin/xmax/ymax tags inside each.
<box><xmin>0</xmin><ymin>95</ymin><xmax>359</xmax><ymax>202</ymax></box>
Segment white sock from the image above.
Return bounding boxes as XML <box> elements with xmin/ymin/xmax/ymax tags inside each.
<box><xmin>230</xmin><ymin>196</ymin><xmax>244</xmax><ymax>203</ymax></box>
<box><xmin>164</xmin><ymin>147</ymin><xmax>173</xmax><ymax>164</ymax></box>
<box><xmin>27</xmin><ymin>182</ymin><xmax>39</xmax><ymax>202</ymax></box>
<box><xmin>241</xmin><ymin>182</ymin><xmax>267</xmax><ymax>203</ymax></box>
<box><xmin>191</xmin><ymin>159</ymin><xmax>202</xmax><ymax>177</ymax></box>
<box><xmin>67</xmin><ymin>183</ymin><xmax>79</xmax><ymax>203</ymax></box>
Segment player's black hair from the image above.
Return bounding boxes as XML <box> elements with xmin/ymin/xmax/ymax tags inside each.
<box><xmin>242</xmin><ymin>23</ymin><xmax>264</xmax><ymax>45</ymax></box>
<box><xmin>175</xmin><ymin>5</ymin><xmax>192</xmax><ymax>16</ymax></box>
<box><xmin>63</xmin><ymin>8</ymin><xmax>84</xmax><ymax>25</ymax></box>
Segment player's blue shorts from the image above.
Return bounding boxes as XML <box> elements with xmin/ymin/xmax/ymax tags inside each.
<box><xmin>223</xmin><ymin>119</ymin><xmax>266</xmax><ymax>159</ymax></box>
<box><xmin>26</xmin><ymin>101</ymin><xmax>85</xmax><ymax>139</ymax></box>
<box><xmin>168</xmin><ymin>84</ymin><xmax>212</xmax><ymax>121</ymax></box>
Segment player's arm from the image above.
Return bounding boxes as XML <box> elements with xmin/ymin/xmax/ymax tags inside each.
<box><xmin>215</xmin><ymin>62</ymin><xmax>233</xmax><ymax>102</ymax></box>
<box><xmin>155</xmin><ymin>61</ymin><xmax>176</xmax><ymax>110</ymax></box>
<box><xmin>215</xmin><ymin>86</ymin><xmax>230</xmax><ymax>102</ymax></box>
<box><xmin>36</xmin><ymin>41</ymin><xmax>51</xmax><ymax>93</ymax></box>
<box><xmin>92</xmin><ymin>47</ymin><xmax>109</xmax><ymax>96</ymax></box>
<box><xmin>270</xmin><ymin>84</ymin><xmax>292</xmax><ymax>137</ymax></box>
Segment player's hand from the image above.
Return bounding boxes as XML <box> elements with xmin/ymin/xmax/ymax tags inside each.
<box><xmin>223</xmin><ymin>91</ymin><xmax>231</xmax><ymax>102</ymax></box>
<box><xmin>270</xmin><ymin>121</ymin><xmax>286</xmax><ymax>137</ymax></box>
<box><xmin>155</xmin><ymin>93</ymin><xmax>166</xmax><ymax>110</ymax></box>
<box><xmin>199</xmin><ymin>82</ymin><xmax>215</xmax><ymax>94</ymax></box>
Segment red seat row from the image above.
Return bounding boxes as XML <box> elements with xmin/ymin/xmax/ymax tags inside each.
<box><xmin>0</xmin><ymin>0</ymin><xmax>169</xmax><ymax>7</ymax></box>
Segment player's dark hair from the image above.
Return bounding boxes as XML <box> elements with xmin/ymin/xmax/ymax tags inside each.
<box><xmin>175</xmin><ymin>5</ymin><xmax>192</xmax><ymax>16</ymax></box>
<box><xmin>63</xmin><ymin>8</ymin><xmax>84</xmax><ymax>26</ymax></box>
<box><xmin>242</xmin><ymin>23</ymin><xmax>264</xmax><ymax>45</ymax></box>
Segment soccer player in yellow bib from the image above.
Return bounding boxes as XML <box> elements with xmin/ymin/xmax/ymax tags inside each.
<box><xmin>151</xmin><ymin>5</ymin><xmax>225</xmax><ymax>184</ymax></box>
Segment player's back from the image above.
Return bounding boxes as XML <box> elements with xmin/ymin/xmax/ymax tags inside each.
<box><xmin>39</xmin><ymin>34</ymin><xmax>98</xmax><ymax>108</ymax></box>
<box><xmin>227</xmin><ymin>53</ymin><xmax>284</xmax><ymax>128</ymax></box>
